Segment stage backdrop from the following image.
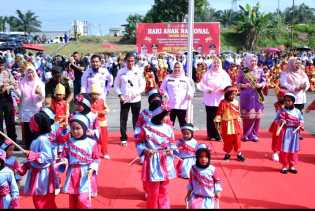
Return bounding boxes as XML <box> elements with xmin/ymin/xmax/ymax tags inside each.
<box><xmin>136</xmin><ymin>22</ymin><xmax>220</xmax><ymax>55</ymax></box>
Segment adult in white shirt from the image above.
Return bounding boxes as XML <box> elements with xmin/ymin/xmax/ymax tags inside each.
<box><xmin>160</xmin><ymin>62</ymin><xmax>195</xmax><ymax>127</ymax></box>
<box><xmin>280</xmin><ymin>57</ymin><xmax>310</xmax><ymax>112</ymax></box>
<box><xmin>114</xmin><ymin>52</ymin><xmax>146</xmax><ymax>146</ymax></box>
<box><xmin>80</xmin><ymin>55</ymin><xmax>113</xmax><ymax>100</ymax></box>
<box><xmin>198</xmin><ymin>56</ymin><xmax>232</xmax><ymax>141</ymax></box>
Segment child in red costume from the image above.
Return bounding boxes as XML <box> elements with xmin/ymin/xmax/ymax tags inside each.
<box><xmin>50</xmin><ymin>83</ymin><xmax>69</xmax><ymax>128</ymax></box>
<box><xmin>215</xmin><ymin>86</ymin><xmax>245</xmax><ymax>161</ymax></box>
<box><xmin>89</xmin><ymin>84</ymin><xmax>110</xmax><ymax>159</ymax></box>
<box><xmin>268</xmin><ymin>89</ymin><xmax>286</xmax><ymax>161</ymax></box>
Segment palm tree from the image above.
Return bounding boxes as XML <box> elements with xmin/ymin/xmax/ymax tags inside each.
<box><xmin>15</xmin><ymin>10</ymin><xmax>41</xmax><ymax>34</ymax></box>
<box><xmin>215</xmin><ymin>9</ymin><xmax>239</xmax><ymax>27</ymax></box>
<box><xmin>236</xmin><ymin>3</ymin><xmax>271</xmax><ymax>50</ymax></box>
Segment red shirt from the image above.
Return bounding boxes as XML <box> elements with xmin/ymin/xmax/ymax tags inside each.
<box><xmin>51</xmin><ymin>99</ymin><xmax>69</xmax><ymax>123</ymax></box>
<box><xmin>91</xmin><ymin>98</ymin><xmax>108</xmax><ymax>127</ymax></box>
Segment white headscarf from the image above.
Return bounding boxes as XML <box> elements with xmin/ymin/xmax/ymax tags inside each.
<box><xmin>287</xmin><ymin>57</ymin><xmax>308</xmax><ymax>87</ymax></box>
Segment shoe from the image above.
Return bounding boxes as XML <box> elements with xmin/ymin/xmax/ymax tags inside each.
<box><xmin>55</xmin><ymin>188</ymin><xmax>61</xmax><ymax>195</ymax></box>
<box><xmin>237</xmin><ymin>154</ymin><xmax>245</xmax><ymax>162</ymax></box>
<box><xmin>121</xmin><ymin>140</ymin><xmax>128</xmax><ymax>147</ymax></box>
<box><xmin>272</xmin><ymin>153</ymin><xmax>279</xmax><ymax>162</ymax></box>
<box><xmin>223</xmin><ymin>154</ymin><xmax>231</xmax><ymax>160</ymax></box>
<box><xmin>280</xmin><ymin>168</ymin><xmax>288</xmax><ymax>174</ymax></box>
<box><xmin>289</xmin><ymin>167</ymin><xmax>298</xmax><ymax>174</ymax></box>
<box><xmin>103</xmin><ymin>154</ymin><xmax>111</xmax><ymax>160</ymax></box>
<box><xmin>299</xmin><ymin>136</ymin><xmax>304</xmax><ymax>140</ymax></box>
<box><xmin>242</xmin><ymin>137</ymin><xmax>249</xmax><ymax>142</ymax></box>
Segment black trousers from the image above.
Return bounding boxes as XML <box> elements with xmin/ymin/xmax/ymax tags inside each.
<box><xmin>22</xmin><ymin>122</ymin><xmax>36</xmax><ymax>150</ymax></box>
<box><xmin>0</xmin><ymin>98</ymin><xmax>17</xmax><ymax>142</ymax></box>
<box><xmin>120</xmin><ymin>101</ymin><xmax>141</xmax><ymax>141</ymax></box>
<box><xmin>205</xmin><ymin>106</ymin><xmax>221</xmax><ymax>140</ymax></box>
<box><xmin>170</xmin><ymin>109</ymin><xmax>187</xmax><ymax>127</ymax></box>
<box><xmin>73</xmin><ymin>80</ymin><xmax>81</xmax><ymax>97</ymax></box>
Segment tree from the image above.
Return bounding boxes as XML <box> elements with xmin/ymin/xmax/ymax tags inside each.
<box><xmin>15</xmin><ymin>10</ymin><xmax>41</xmax><ymax>34</ymax></box>
<box><xmin>143</xmin><ymin>0</ymin><xmax>211</xmax><ymax>22</ymax></box>
<box><xmin>284</xmin><ymin>3</ymin><xmax>315</xmax><ymax>24</ymax></box>
<box><xmin>214</xmin><ymin>9</ymin><xmax>239</xmax><ymax>27</ymax></box>
<box><xmin>236</xmin><ymin>3</ymin><xmax>272</xmax><ymax>50</ymax></box>
<box><xmin>122</xmin><ymin>14</ymin><xmax>143</xmax><ymax>43</ymax></box>
<box><xmin>0</xmin><ymin>16</ymin><xmax>7</xmax><ymax>32</ymax></box>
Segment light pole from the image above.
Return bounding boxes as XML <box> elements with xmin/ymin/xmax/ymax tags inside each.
<box><xmin>291</xmin><ymin>0</ymin><xmax>295</xmax><ymax>49</ymax></box>
<box><xmin>187</xmin><ymin>0</ymin><xmax>194</xmax><ymax>123</ymax></box>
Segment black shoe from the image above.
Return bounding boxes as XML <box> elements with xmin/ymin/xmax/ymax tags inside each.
<box><xmin>223</xmin><ymin>154</ymin><xmax>231</xmax><ymax>160</ymax></box>
<box><xmin>237</xmin><ymin>154</ymin><xmax>246</xmax><ymax>162</ymax></box>
<box><xmin>280</xmin><ymin>168</ymin><xmax>288</xmax><ymax>174</ymax></box>
<box><xmin>299</xmin><ymin>136</ymin><xmax>304</xmax><ymax>140</ymax></box>
<box><xmin>289</xmin><ymin>167</ymin><xmax>298</xmax><ymax>174</ymax></box>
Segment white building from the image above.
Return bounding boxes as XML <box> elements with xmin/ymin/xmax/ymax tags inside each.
<box><xmin>72</xmin><ymin>20</ymin><xmax>88</xmax><ymax>37</ymax></box>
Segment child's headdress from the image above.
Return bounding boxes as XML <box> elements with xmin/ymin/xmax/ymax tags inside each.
<box><xmin>70</xmin><ymin>114</ymin><xmax>90</xmax><ymax>139</ymax></box>
<box><xmin>89</xmin><ymin>83</ymin><xmax>101</xmax><ymax>94</ymax></box>
<box><xmin>55</xmin><ymin>83</ymin><xmax>65</xmax><ymax>95</ymax></box>
<box><xmin>284</xmin><ymin>92</ymin><xmax>296</xmax><ymax>103</ymax></box>
<box><xmin>148</xmin><ymin>89</ymin><xmax>162</xmax><ymax>104</ymax></box>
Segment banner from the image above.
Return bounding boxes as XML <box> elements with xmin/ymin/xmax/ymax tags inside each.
<box><xmin>136</xmin><ymin>22</ymin><xmax>220</xmax><ymax>55</ymax></box>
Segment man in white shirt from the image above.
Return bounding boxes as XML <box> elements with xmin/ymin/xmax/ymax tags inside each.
<box><xmin>160</xmin><ymin>62</ymin><xmax>195</xmax><ymax>127</ymax></box>
<box><xmin>114</xmin><ymin>52</ymin><xmax>146</xmax><ymax>146</ymax></box>
<box><xmin>80</xmin><ymin>55</ymin><xmax>113</xmax><ymax>100</ymax></box>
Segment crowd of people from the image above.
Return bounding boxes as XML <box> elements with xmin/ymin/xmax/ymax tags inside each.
<box><xmin>0</xmin><ymin>48</ymin><xmax>314</xmax><ymax>209</ymax></box>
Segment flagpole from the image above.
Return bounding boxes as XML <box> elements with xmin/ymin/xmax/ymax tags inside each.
<box><xmin>187</xmin><ymin>0</ymin><xmax>194</xmax><ymax>124</ymax></box>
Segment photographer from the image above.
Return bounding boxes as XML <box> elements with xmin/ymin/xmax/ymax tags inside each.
<box><xmin>0</xmin><ymin>57</ymin><xmax>17</xmax><ymax>143</ymax></box>
<box><xmin>68</xmin><ymin>51</ymin><xmax>86</xmax><ymax>97</ymax></box>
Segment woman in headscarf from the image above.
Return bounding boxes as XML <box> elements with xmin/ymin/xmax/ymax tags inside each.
<box><xmin>198</xmin><ymin>56</ymin><xmax>231</xmax><ymax>141</ymax></box>
<box><xmin>17</xmin><ymin>63</ymin><xmax>45</xmax><ymax>149</ymax></box>
<box><xmin>280</xmin><ymin>57</ymin><xmax>310</xmax><ymax>112</ymax></box>
<box><xmin>237</xmin><ymin>54</ymin><xmax>266</xmax><ymax>142</ymax></box>
<box><xmin>160</xmin><ymin>62</ymin><xmax>195</xmax><ymax>127</ymax></box>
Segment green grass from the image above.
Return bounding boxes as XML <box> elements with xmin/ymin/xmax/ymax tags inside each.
<box><xmin>44</xmin><ymin>35</ymin><xmax>136</xmax><ymax>56</ymax></box>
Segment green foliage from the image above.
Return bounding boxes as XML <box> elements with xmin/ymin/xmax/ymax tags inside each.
<box><xmin>0</xmin><ymin>10</ymin><xmax>41</xmax><ymax>33</ymax></box>
<box><xmin>122</xmin><ymin>14</ymin><xmax>143</xmax><ymax>43</ymax></box>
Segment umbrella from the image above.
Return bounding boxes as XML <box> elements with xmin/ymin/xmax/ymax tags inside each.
<box><xmin>296</xmin><ymin>46</ymin><xmax>311</xmax><ymax>51</ymax></box>
<box><xmin>265</xmin><ymin>48</ymin><xmax>280</xmax><ymax>53</ymax></box>
<box><xmin>22</xmin><ymin>43</ymin><xmax>45</xmax><ymax>51</ymax></box>
<box><xmin>101</xmin><ymin>43</ymin><xmax>118</xmax><ymax>50</ymax></box>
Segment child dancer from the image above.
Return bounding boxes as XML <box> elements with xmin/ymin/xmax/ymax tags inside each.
<box><xmin>62</xmin><ymin>114</ymin><xmax>99</xmax><ymax>208</ymax></box>
<box><xmin>214</xmin><ymin>86</ymin><xmax>245</xmax><ymax>161</ymax></box>
<box><xmin>50</xmin><ymin>83</ymin><xmax>69</xmax><ymax>127</ymax></box>
<box><xmin>135</xmin><ymin>104</ymin><xmax>177</xmax><ymax>209</ymax></box>
<box><xmin>89</xmin><ymin>84</ymin><xmax>110</xmax><ymax>159</ymax></box>
<box><xmin>276</xmin><ymin>93</ymin><xmax>304</xmax><ymax>174</ymax></box>
<box><xmin>0</xmin><ymin>140</ymin><xmax>23</xmax><ymax>186</ymax></box>
<box><xmin>174</xmin><ymin>123</ymin><xmax>198</xmax><ymax>179</ymax></box>
<box><xmin>74</xmin><ymin>94</ymin><xmax>99</xmax><ymax>141</ymax></box>
<box><xmin>23</xmin><ymin>112</ymin><xmax>57</xmax><ymax>208</ymax></box>
<box><xmin>0</xmin><ymin>149</ymin><xmax>19</xmax><ymax>209</ymax></box>
<box><xmin>135</xmin><ymin>88</ymin><xmax>163</xmax><ymax>164</ymax></box>
<box><xmin>185</xmin><ymin>144</ymin><xmax>222</xmax><ymax>209</ymax></box>
<box><xmin>268</xmin><ymin>89</ymin><xmax>286</xmax><ymax>161</ymax></box>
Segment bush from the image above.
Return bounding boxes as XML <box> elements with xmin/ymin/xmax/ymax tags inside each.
<box><xmin>78</xmin><ymin>36</ymin><xmax>104</xmax><ymax>43</ymax></box>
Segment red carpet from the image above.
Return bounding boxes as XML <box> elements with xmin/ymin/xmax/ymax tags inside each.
<box><xmin>19</xmin><ymin>130</ymin><xmax>315</xmax><ymax>208</ymax></box>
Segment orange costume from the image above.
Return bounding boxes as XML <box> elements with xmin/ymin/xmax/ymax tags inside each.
<box><xmin>144</xmin><ymin>65</ymin><xmax>157</xmax><ymax>93</ymax></box>
<box><xmin>305</xmin><ymin>65</ymin><xmax>315</xmax><ymax>91</ymax></box>
<box><xmin>157</xmin><ymin>59</ymin><xmax>168</xmax><ymax>88</ymax></box>
<box><xmin>91</xmin><ymin>98</ymin><xmax>109</xmax><ymax>156</ymax></box>
<box><xmin>51</xmin><ymin>99</ymin><xmax>69</xmax><ymax>126</ymax></box>
<box><xmin>215</xmin><ymin>99</ymin><xmax>242</xmax><ymax>153</ymax></box>
<box><xmin>228</xmin><ymin>65</ymin><xmax>240</xmax><ymax>95</ymax></box>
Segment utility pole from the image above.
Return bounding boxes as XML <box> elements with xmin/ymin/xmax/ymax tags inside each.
<box><xmin>291</xmin><ymin>0</ymin><xmax>295</xmax><ymax>49</ymax></box>
<box><xmin>187</xmin><ymin>0</ymin><xmax>194</xmax><ymax>124</ymax></box>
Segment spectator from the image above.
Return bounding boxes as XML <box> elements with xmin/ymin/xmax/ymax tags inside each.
<box><xmin>68</xmin><ymin>52</ymin><xmax>86</xmax><ymax>97</ymax></box>
<box><xmin>16</xmin><ymin>64</ymin><xmax>45</xmax><ymax>149</ymax></box>
<box><xmin>198</xmin><ymin>56</ymin><xmax>231</xmax><ymax>141</ymax></box>
<box><xmin>237</xmin><ymin>54</ymin><xmax>266</xmax><ymax>142</ymax></box>
<box><xmin>0</xmin><ymin>57</ymin><xmax>17</xmax><ymax>143</ymax></box>
<box><xmin>160</xmin><ymin>62</ymin><xmax>195</xmax><ymax>127</ymax></box>
<box><xmin>45</xmin><ymin>66</ymin><xmax>72</xmax><ymax>106</ymax></box>
<box><xmin>114</xmin><ymin>52</ymin><xmax>146</xmax><ymax>146</ymax></box>
<box><xmin>80</xmin><ymin>54</ymin><xmax>113</xmax><ymax>99</ymax></box>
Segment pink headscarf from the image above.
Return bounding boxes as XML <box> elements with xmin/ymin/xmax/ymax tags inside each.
<box><xmin>209</xmin><ymin>56</ymin><xmax>224</xmax><ymax>74</ymax></box>
<box><xmin>19</xmin><ymin>64</ymin><xmax>42</xmax><ymax>100</ymax></box>
<box><xmin>287</xmin><ymin>57</ymin><xmax>308</xmax><ymax>87</ymax></box>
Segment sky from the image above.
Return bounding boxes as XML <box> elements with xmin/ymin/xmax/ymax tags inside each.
<box><xmin>0</xmin><ymin>0</ymin><xmax>313</xmax><ymax>35</ymax></box>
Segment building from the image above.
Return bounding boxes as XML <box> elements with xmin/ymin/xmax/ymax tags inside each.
<box><xmin>109</xmin><ymin>27</ymin><xmax>125</xmax><ymax>37</ymax></box>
